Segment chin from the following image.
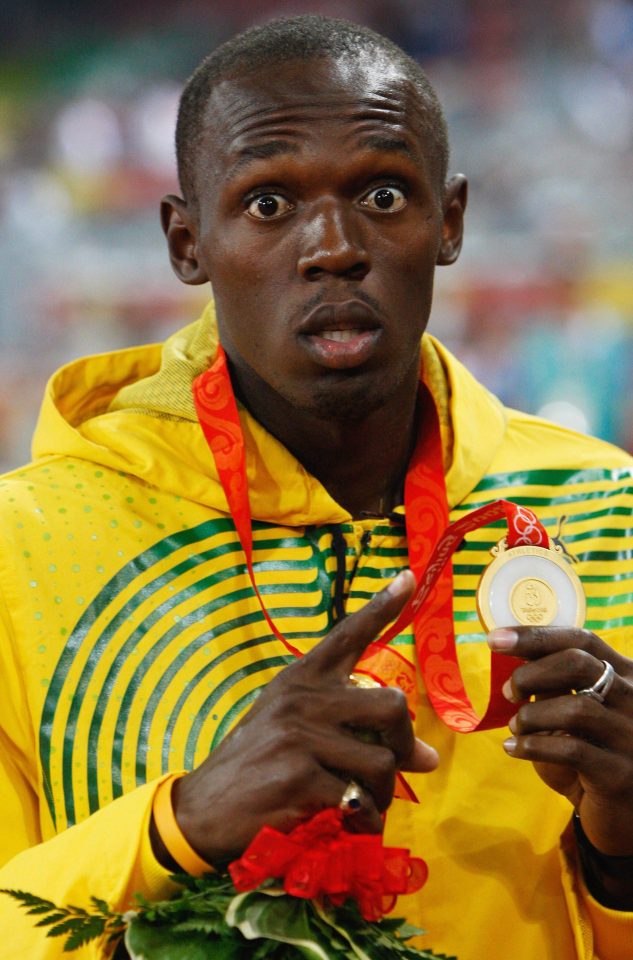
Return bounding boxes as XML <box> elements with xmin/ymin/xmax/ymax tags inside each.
<box><xmin>299</xmin><ymin>376</ymin><xmax>394</xmax><ymax>422</ymax></box>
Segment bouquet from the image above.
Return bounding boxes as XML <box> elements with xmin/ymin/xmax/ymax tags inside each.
<box><xmin>2</xmin><ymin>808</ymin><xmax>456</xmax><ymax>959</ymax></box>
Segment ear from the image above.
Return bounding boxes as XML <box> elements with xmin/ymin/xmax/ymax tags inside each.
<box><xmin>160</xmin><ymin>195</ymin><xmax>209</xmax><ymax>285</ymax></box>
<box><xmin>437</xmin><ymin>174</ymin><xmax>468</xmax><ymax>266</ymax></box>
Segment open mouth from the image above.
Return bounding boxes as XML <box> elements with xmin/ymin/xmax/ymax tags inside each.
<box><xmin>320</xmin><ymin>329</ymin><xmax>366</xmax><ymax>342</ymax></box>
<box><xmin>297</xmin><ymin>301</ymin><xmax>383</xmax><ymax>369</ymax></box>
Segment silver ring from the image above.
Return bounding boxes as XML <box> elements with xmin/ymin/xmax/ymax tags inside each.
<box><xmin>339</xmin><ymin>780</ymin><xmax>363</xmax><ymax>815</ymax></box>
<box><xmin>577</xmin><ymin>660</ymin><xmax>616</xmax><ymax>704</ymax></box>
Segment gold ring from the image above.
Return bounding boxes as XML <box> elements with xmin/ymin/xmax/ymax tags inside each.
<box><xmin>339</xmin><ymin>780</ymin><xmax>363</xmax><ymax>815</ymax></box>
<box><xmin>348</xmin><ymin>673</ymin><xmax>381</xmax><ymax>689</ymax></box>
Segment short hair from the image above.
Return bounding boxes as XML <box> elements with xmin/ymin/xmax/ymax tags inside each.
<box><xmin>175</xmin><ymin>14</ymin><xmax>450</xmax><ymax>204</ymax></box>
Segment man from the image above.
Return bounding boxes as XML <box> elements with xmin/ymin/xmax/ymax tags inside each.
<box><xmin>1</xmin><ymin>15</ymin><xmax>632</xmax><ymax>959</ymax></box>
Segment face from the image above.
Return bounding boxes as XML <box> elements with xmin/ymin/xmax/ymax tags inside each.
<box><xmin>163</xmin><ymin>54</ymin><xmax>467</xmax><ymax>422</ymax></box>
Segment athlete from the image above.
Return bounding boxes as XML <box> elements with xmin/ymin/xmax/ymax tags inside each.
<box><xmin>1</xmin><ymin>16</ymin><xmax>632</xmax><ymax>959</ymax></box>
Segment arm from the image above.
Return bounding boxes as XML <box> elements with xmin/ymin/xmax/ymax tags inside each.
<box><xmin>0</xmin><ymin>571</ymin><xmax>437</xmax><ymax>956</ymax></box>
<box><xmin>0</xmin><ymin>589</ymin><xmax>178</xmax><ymax>957</ymax></box>
<box><xmin>0</xmin><ymin>775</ymin><xmax>178</xmax><ymax>959</ymax></box>
<box><xmin>153</xmin><ymin>570</ymin><xmax>438</xmax><ymax>867</ymax></box>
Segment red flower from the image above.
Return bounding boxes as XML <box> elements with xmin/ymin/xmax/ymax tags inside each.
<box><xmin>228</xmin><ymin>808</ymin><xmax>428</xmax><ymax>922</ymax></box>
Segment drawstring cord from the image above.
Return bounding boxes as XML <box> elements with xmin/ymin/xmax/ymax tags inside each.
<box><xmin>331</xmin><ymin>525</ymin><xmax>348</xmax><ymax>623</ymax></box>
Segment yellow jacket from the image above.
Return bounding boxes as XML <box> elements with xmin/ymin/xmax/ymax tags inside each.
<box><xmin>0</xmin><ymin>304</ymin><xmax>632</xmax><ymax>958</ymax></box>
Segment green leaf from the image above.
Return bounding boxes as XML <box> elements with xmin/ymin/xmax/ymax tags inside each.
<box><xmin>125</xmin><ymin>919</ymin><xmax>238</xmax><ymax>960</ymax></box>
<box><xmin>227</xmin><ymin>891</ymin><xmax>333</xmax><ymax>960</ymax></box>
<box><xmin>0</xmin><ymin>890</ymin><xmax>58</xmax><ymax>915</ymax></box>
<box><xmin>310</xmin><ymin>902</ymin><xmax>373</xmax><ymax>960</ymax></box>
<box><xmin>3</xmin><ymin>871</ymin><xmax>458</xmax><ymax>960</ymax></box>
<box><xmin>90</xmin><ymin>897</ymin><xmax>112</xmax><ymax>915</ymax></box>
<box><xmin>250</xmin><ymin>939</ymin><xmax>297</xmax><ymax>960</ymax></box>
<box><xmin>421</xmin><ymin>954</ymin><xmax>458</xmax><ymax>960</ymax></box>
<box><xmin>169</xmin><ymin>917</ymin><xmax>226</xmax><ymax>935</ymax></box>
<box><xmin>391</xmin><ymin>921</ymin><xmax>427</xmax><ymax>940</ymax></box>
<box><xmin>63</xmin><ymin>925</ymin><xmax>107</xmax><ymax>952</ymax></box>
<box><xmin>35</xmin><ymin>912</ymin><xmax>70</xmax><ymax>927</ymax></box>
<box><xmin>26</xmin><ymin>904</ymin><xmax>62</xmax><ymax>917</ymax></box>
<box><xmin>46</xmin><ymin>918</ymin><xmax>91</xmax><ymax>939</ymax></box>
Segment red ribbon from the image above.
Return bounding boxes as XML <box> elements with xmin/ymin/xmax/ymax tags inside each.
<box><xmin>228</xmin><ymin>807</ymin><xmax>427</xmax><ymax>921</ymax></box>
<box><xmin>192</xmin><ymin>346</ymin><xmax>549</xmax><ymax>743</ymax></box>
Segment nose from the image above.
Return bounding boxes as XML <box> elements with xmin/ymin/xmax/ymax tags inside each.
<box><xmin>297</xmin><ymin>198</ymin><xmax>370</xmax><ymax>281</ymax></box>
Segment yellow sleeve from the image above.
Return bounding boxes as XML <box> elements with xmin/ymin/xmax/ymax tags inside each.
<box><xmin>582</xmin><ymin>886</ymin><xmax>633</xmax><ymax>959</ymax></box>
<box><xmin>0</xmin><ymin>778</ymin><xmax>180</xmax><ymax>960</ymax></box>
<box><xmin>0</xmin><ymin>588</ymin><xmax>42</xmax><ymax>866</ymax></box>
<box><xmin>0</xmin><ymin>589</ymin><xmax>179</xmax><ymax>958</ymax></box>
<box><xmin>0</xmin><ymin>726</ymin><xmax>41</xmax><ymax>863</ymax></box>
<box><xmin>559</xmin><ymin>821</ymin><xmax>633</xmax><ymax>960</ymax></box>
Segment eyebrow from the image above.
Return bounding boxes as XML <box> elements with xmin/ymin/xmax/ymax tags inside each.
<box><xmin>224</xmin><ymin>132</ymin><xmax>419</xmax><ymax>181</ymax></box>
<box><xmin>228</xmin><ymin>140</ymin><xmax>299</xmax><ymax>177</ymax></box>
<box><xmin>357</xmin><ymin>134</ymin><xmax>417</xmax><ymax>162</ymax></box>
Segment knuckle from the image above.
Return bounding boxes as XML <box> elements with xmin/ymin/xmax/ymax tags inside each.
<box><xmin>515</xmin><ymin>703</ymin><xmax>532</xmax><ymax>730</ymax></box>
<box><xmin>269</xmin><ymin>688</ymin><xmax>302</xmax><ymax>719</ymax></box>
<box><xmin>381</xmin><ymin>685</ymin><xmax>408</xmax><ymax>718</ymax></box>
<box><xmin>371</xmin><ymin>746</ymin><xmax>397</xmax><ymax>782</ymax></box>
<box><xmin>568</xmin><ymin>647</ymin><xmax>596</xmax><ymax>674</ymax></box>
<box><xmin>284</xmin><ymin>755</ymin><xmax>316</xmax><ymax>791</ymax></box>
<box><xmin>284</xmin><ymin>777</ymin><xmax>312</xmax><ymax>804</ymax></box>
<box><xmin>511</xmin><ymin>668</ymin><xmax>530</xmax><ymax>698</ymax></box>
<box><xmin>273</xmin><ymin>684</ymin><xmax>325</xmax><ymax>719</ymax></box>
<box><xmin>577</xmin><ymin>629</ymin><xmax>598</xmax><ymax>650</ymax></box>
<box><xmin>528</xmin><ymin>627</ymin><xmax>551</xmax><ymax>646</ymax></box>
<box><xmin>272</xmin><ymin>724</ymin><xmax>308</xmax><ymax>756</ymax></box>
<box><xmin>564</xmin><ymin>695</ymin><xmax>596</xmax><ymax>724</ymax></box>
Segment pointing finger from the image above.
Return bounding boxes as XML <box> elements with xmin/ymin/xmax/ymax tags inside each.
<box><xmin>301</xmin><ymin>569</ymin><xmax>416</xmax><ymax>678</ymax></box>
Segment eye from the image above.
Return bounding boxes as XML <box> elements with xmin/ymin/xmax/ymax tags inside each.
<box><xmin>360</xmin><ymin>186</ymin><xmax>407</xmax><ymax>213</ymax></box>
<box><xmin>246</xmin><ymin>193</ymin><xmax>294</xmax><ymax>220</ymax></box>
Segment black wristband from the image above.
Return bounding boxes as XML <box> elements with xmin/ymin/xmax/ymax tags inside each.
<box><xmin>573</xmin><ymin>813</ymin><xmax>633</xmax><ymax>910</ymax></box>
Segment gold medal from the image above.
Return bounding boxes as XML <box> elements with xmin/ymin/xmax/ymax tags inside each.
<box><xmin>476</xmin><ymin>539</ymin><xmax>586</xmax><ymax>632</ymax></box>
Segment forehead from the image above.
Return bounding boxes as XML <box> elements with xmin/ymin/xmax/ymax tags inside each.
<box><xmin>196</xmin><ymin>54</ymin><xmax>435</xmax><ymax>179</ymax></box>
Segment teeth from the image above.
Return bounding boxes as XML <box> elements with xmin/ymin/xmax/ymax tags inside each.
<box><xmin>320</xmin><ymin>329</ymin><xmax>362</xmax><ymax>342</ymax></box>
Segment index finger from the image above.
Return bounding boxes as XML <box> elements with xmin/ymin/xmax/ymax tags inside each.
<box><xmin>300</xmin><ymin>569</ymin><xmax>416</xmax><ymax>678</ymax></box>
<box><xmin>487</xmin><ymin>625</ymin><xmax>630</xmax><ymax>674</ymax></box>
<box><xmin>488</xmin><ymin>626</ymin><xmax>613</xmax><ymax>660</ymax></box>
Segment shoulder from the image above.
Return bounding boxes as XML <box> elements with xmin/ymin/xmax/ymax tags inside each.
<box><xmin>461</xmin><ymin>406</ymin><xmax>632</xmax><ymax>538</ymax></box>
<box><xmin>498</xmin><ymin>406</ymin><xmax>633</xmax><ymax>477</ymax></box>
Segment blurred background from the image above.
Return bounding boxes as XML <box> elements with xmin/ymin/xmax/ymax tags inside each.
<box><xmin>1</xmin><ymin>0</ymin><xmax>632</xmax><ymax>470</ymax></box>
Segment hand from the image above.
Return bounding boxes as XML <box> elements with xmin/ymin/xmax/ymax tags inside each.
<box><xmin>164</xmin><ymin>570</ymin><xmax>438</xmax><ymax>866</ymax></box>
<box><xmin>488</xmin><ymin>626</ymin><xmax>633</xmax><ymax>857</ymax></box>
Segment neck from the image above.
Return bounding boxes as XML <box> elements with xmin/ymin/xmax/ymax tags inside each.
<box><xmin>229</xmin><ymin>362</ymin><xmax>421</xmax><ymax>519</ymax></box>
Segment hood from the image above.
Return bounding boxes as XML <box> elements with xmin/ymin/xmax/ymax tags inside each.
<box><xmin>32</xmin><ymin>302</ymin><xmax>507</xmax><ymax>524</ymax></box>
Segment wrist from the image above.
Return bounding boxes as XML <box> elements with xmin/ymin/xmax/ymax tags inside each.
<box><xmin>151</xmin><ymin>773</ymin><xmax>214</xmax><ymax>876</ymax></box>
<box><xmin>574</xmin><ymin>813</ymin><xmax>633</xmax><ymax>910</ymax></box>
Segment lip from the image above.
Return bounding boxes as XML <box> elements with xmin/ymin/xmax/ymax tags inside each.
<box><xmin>297</xmin><ymin>300</ymin><xmax>383</xmax><ymax>370</ymax></box>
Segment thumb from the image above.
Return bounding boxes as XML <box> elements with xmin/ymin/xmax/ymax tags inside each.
<box><xmin>403</xmin><ymin>737</ymin><xmax>440</xmax><ymax>773</ymax></box>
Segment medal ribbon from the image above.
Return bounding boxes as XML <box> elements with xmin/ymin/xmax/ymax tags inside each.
<box><xmin>192</xmin><ymin>347</ymin><xmax>549</xmax><ymax>748</ymax></box>
<box><xmin>376</xmin><ymin>395</ymin><xmax>549</xmax><ymax>732</ymax></box>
